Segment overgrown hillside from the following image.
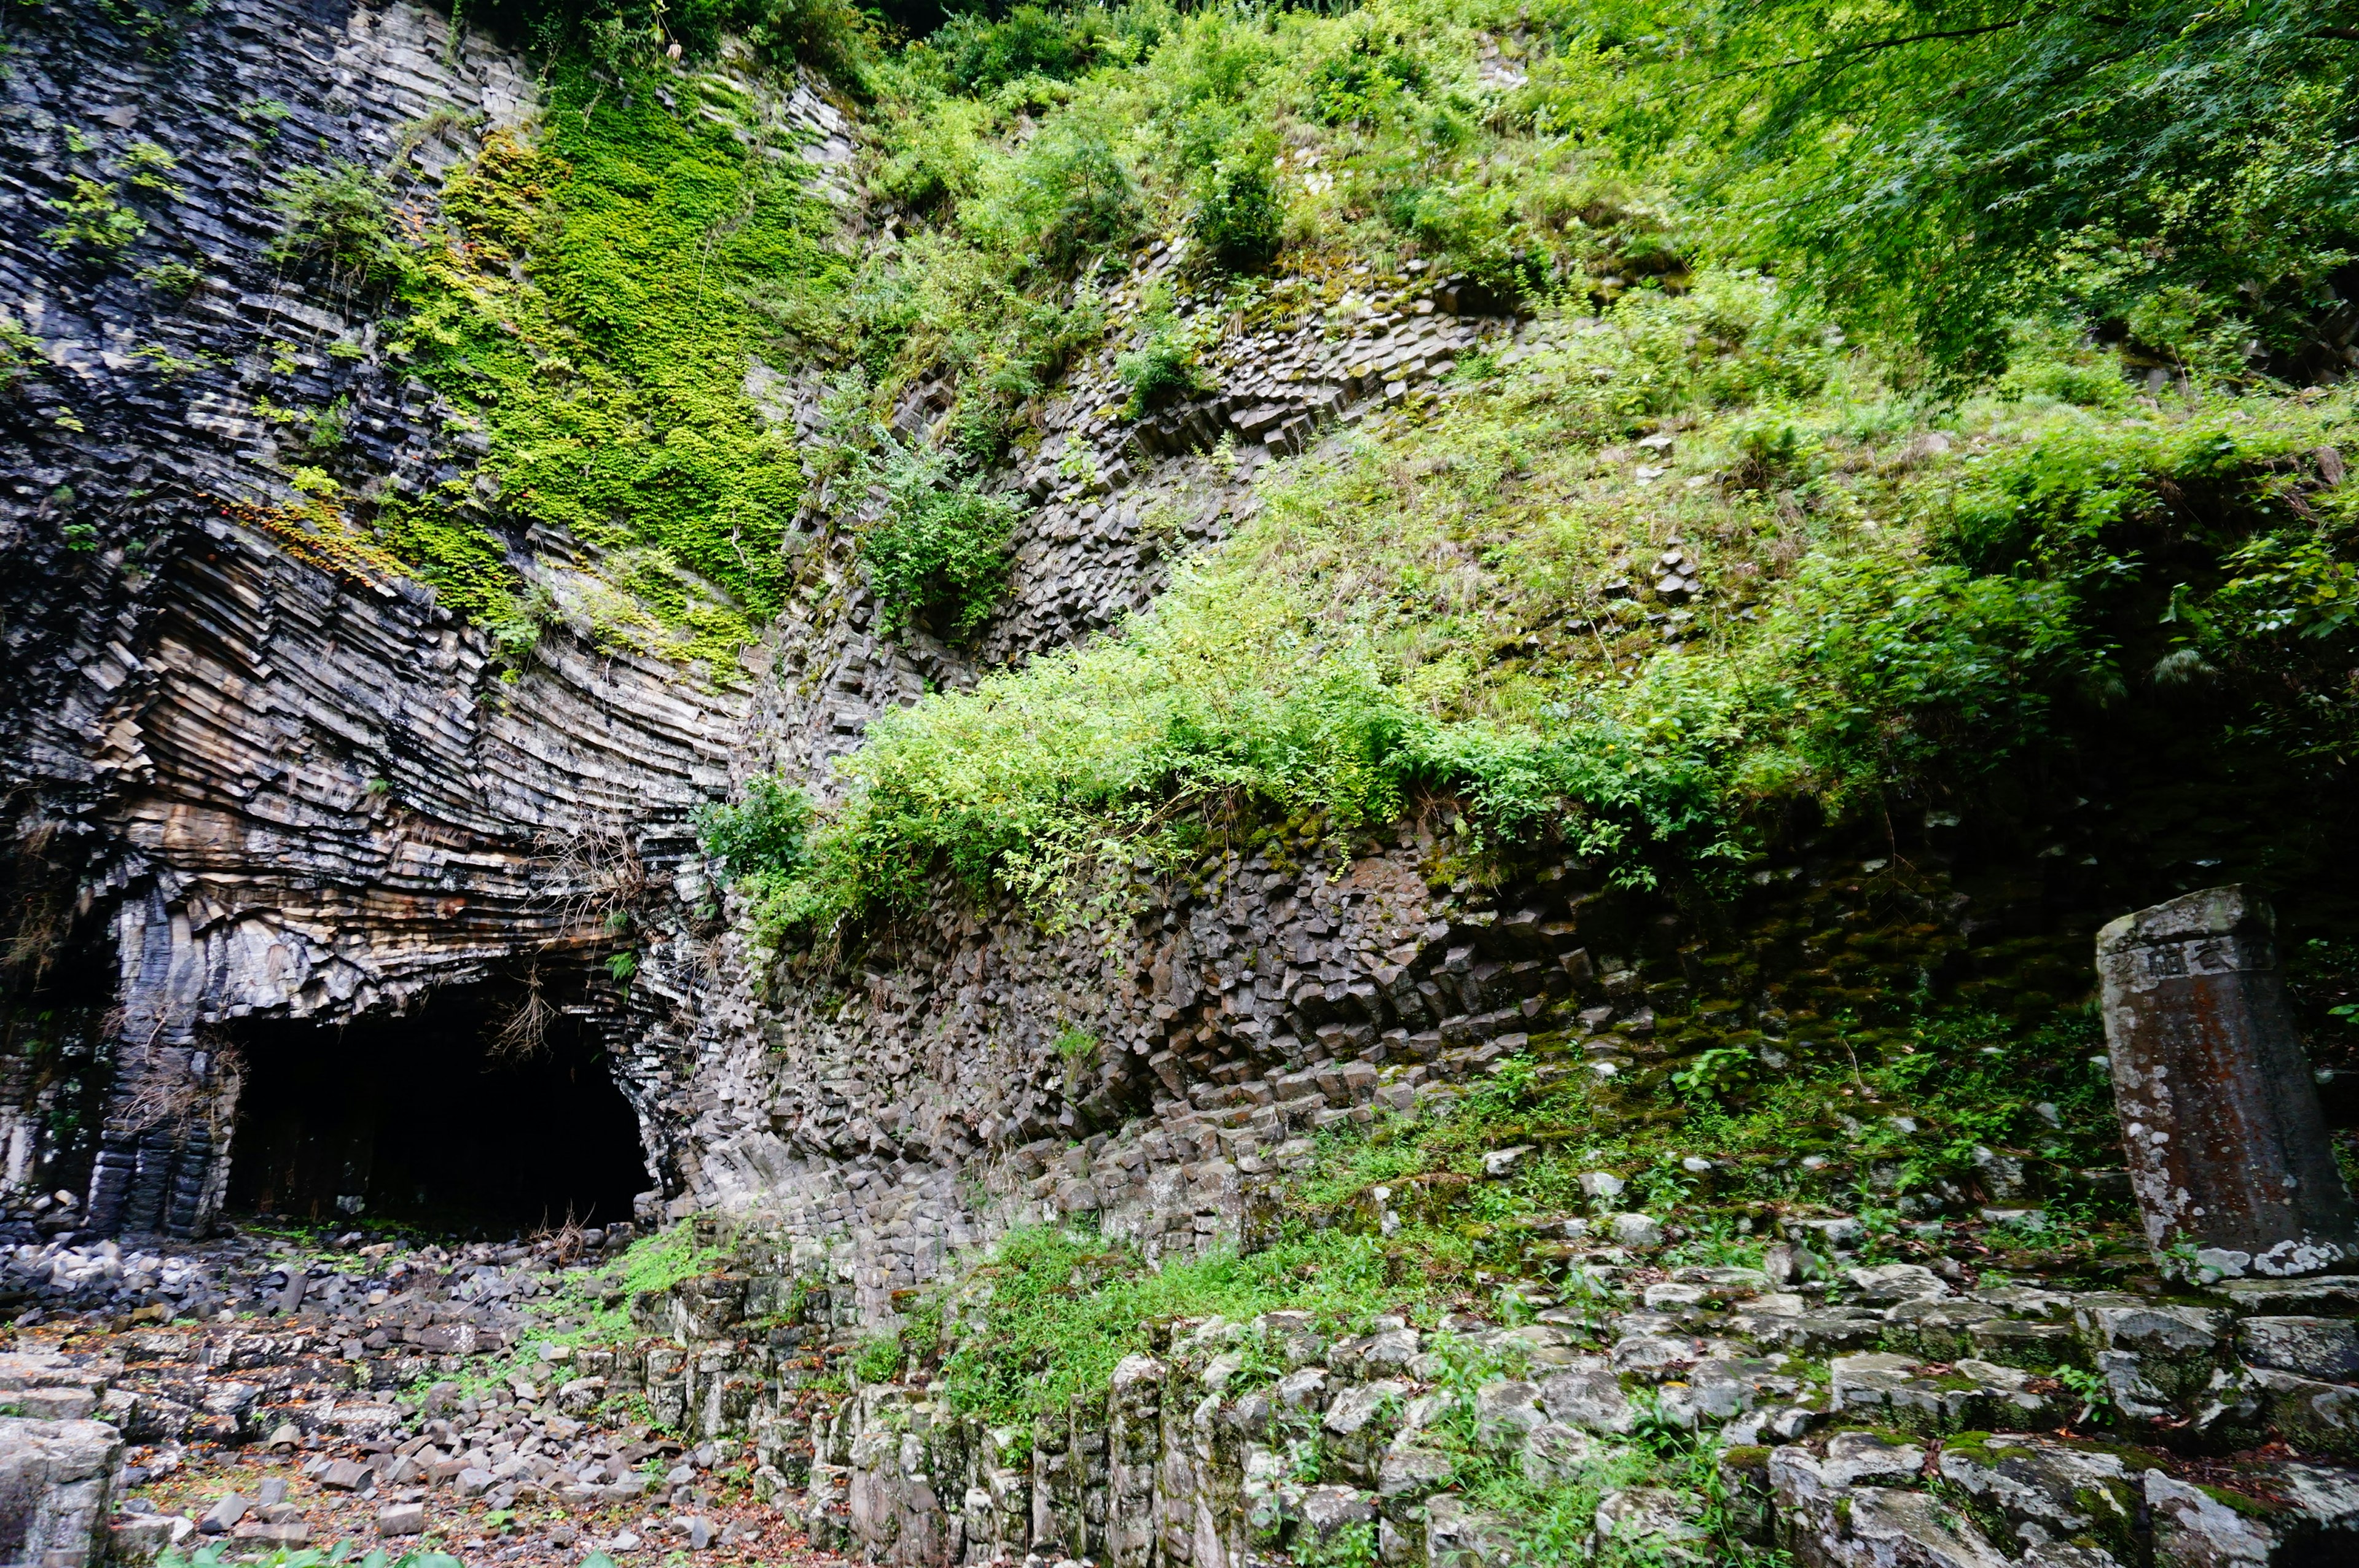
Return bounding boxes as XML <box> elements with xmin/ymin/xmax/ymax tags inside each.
<box><xmin>631</xmin><ymin>0</ymin><xmax>2359</xmax><ymax>954</ymax></box>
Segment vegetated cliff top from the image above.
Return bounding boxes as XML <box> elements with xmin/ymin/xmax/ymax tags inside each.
<box><xmin>646</xmin><ymin>0</ymin><xmax>2359</xmax><ymax>951</ymax></box>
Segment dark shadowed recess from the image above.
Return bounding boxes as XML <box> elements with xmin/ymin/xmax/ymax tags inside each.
<box><xmin>224</xmin><ymin>986</ymin><xmax>646</xmax><ymax>1236</ymax></box>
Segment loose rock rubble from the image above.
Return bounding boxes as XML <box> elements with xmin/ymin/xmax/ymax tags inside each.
<box><xmin>0</xmin><ymin>1225</ymin><xmax>833</xmax><ymax>1567</ymax></box>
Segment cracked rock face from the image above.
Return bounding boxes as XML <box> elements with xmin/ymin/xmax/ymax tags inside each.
<box><xmin>0</xmin><ymin>0</ymin><xmax>745</xmax><ymax>1233</ymax></box>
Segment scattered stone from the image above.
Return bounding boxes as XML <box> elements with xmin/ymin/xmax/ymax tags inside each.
<box><xmin>377</xmin><ymin>1502</ymin><xmax>426</xmax><ymax>1536</ymax></box>
<box><xmin>318</xmin><ymin>1458</ymin><xmax>375</xmax><ymax>1491</ymax></box>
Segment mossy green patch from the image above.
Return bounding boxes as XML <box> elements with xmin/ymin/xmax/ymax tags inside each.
<box><xmin>378</xmin><ymin>57</ymin><xmax>847</xmax><ymax>668</ymax></box>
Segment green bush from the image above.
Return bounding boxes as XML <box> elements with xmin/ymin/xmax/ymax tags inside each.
<box><xmin>270</xmin><ymin>162</ymin><xmax>401</xmax><ymax>286</ymax></box>
<box><xmin>0</xmin><ymin>312</ymin><xmax>44</xmax><ymax>389</ymax></box>
<box><xmin>934</xmin><ymin>6</ymin><xmax>1105</xmax><ymax>97</ymax></box>
<box><xmin>1007</xmin><ymin>128</ymin><xmax>1140</xmax><ymax>276</ymax></box>
<box><xmin>695</xmin><ymin>775</ymin><xmax>814</xmax><ymax>885</ymax></box>
<box><xmin>860</xmin><ymin>445</ymin><xmax>1022</xmax><ymax>641</ymax></box>
<box><xmin>41</xmin><ymin>177</ymin><xmax>145</xmax><ymax>259</ymax></box>
<box><xmin>1115</xmin><ymin>318</ymin><xmax>1203</xmax><ymax>416</ymax></box>
<box><xmin>1671</xmin><ymin>0</ymin><xmax>2359</xmax><ymax>379</ymax></box>
<box><xmin>480</xmin><ymin>0</ymin><xmax>873</xmax><ymax>84</ymax></box>
<box><xmin>1189</xmin><ymin>155</ymin><xmax>1282</xmax><ymax>274</ymax></box>
<box><xmin>1310</xmin><ymin>33</ymin><xmax>1426</xmax><ymax>125</ymax></box>
<box><xmin>1765</xmin><ymin>556</ymin><xmax>2100</xmax><ymax>806</ymax></box>
<box><xmin>2000</xmin><ymin>358</ymin><xmax>2131</xmax><ymax>410</ymax></box>
<box><xmin>851</xmin><ymin>1332</ymin><xmax>905</xmax><ymax>1384</ymax></box>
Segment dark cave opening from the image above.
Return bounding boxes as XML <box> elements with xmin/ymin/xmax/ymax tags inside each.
<box><xmin>223</xmin><ymin>986</ymin><xmax>647</xmax><ymax>1236</ymax></box>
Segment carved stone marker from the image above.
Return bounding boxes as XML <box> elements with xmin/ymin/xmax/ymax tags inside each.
<box><xmin>2097</xmin><ymin>886</ymin><xmax>2359</xmax><ymax>1277</ymax></box>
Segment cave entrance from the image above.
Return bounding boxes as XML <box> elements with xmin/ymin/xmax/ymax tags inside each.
<box><xmin>223</xmin><ymin>985</ymin><xmax>646</xmax><ymax>1235</ymax></box>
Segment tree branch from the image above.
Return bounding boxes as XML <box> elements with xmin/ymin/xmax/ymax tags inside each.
<box><xmin>1707</xmin><ymin>17</ymin><xmax>2038</xmax><ymax>82</ymax></box>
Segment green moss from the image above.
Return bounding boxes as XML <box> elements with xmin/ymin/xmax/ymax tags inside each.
<box><xmin>2197</xmin><ymin>1482</ymin><xmax>2294</xmax><ymax>1521</ymax></box>
<box><xmin>379</xmin><ymin>55</ymin><xmax>845</xmax><ymax>667</ymax></box>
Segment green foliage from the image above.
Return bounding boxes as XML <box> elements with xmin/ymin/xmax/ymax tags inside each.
<box><xmin>1296</xmin><ymin>1519</ymin><xmax>1378</xmax><ymax>1568</ymax></box>
<box><xmin>1311</xmin><ymin>31</ymin><xmax>1428</xmax><ymax>126</ymax></box>
<box><xmin>771</xmin><ymin>267</ymin><xmax>2353</xmax><ymax>937</ymax></box>
<box><xmin>859</xmin><ymin>440</ymin><xmax>1022</xmax><ymax>641</ymax></box>
<box><xmin>695</xmin><ymin>775</ymin><xmax>814</xmax><ymax>885</ymax></box>
<box><xmin>1661</xmin><ymin>0</ymin><xmax>2359</xmax><ymax>379</ymax></box>
<box><xmin>1006</xmin><ymin>126</ymin><xmax>1142</xmax><ymax>277</ymax></box>
<box><xmin>381</xmin><ymin>56</ymin><xmax>842</xmax><ymax>663</ymax></box>
<box><xmin>931</xmin><ymin>1223</ymin><xmax>1417</xmax><ymax>1424</ymax></box>
<box><xmin>270</xmin><ymin>162</ymin><xmax>401</xmax><ymax>287</ymax></box>
<box><xmin>41</xmin><ymin>176</ymin><xmax>145</xmax><ymax>259</ymax></box>
<box><xmin>121</xmin><ymin>139</ymin><xmax>181</xmax><ymax>196</ymax></box>
<box><xmin>934</xmin><ymin>6</ymin><xmax>1108</xmax><ymax>97</ymax></box>
<box><xmin>614</xmin><ymin>1222</ymin><xmax>725</xmax><ymax>1298</ymax></box>
<box><xmin>0</xmin><ymin>311</ymin><xmax>42</xmax><ymax>388</ymax></box>
<box><xmin>1116</xmin><ymin>314</ymin><xmax>1204</xmax><ymax>417</ymax></box>
<box><xmin>1766</xmin><ymin>555</ymin><xmax>2099</xmax><ymax>805</ymax></box>
<box><xmin>1189</xmin><ymin>153</ymin><xmax>1281</xmax><ymax>275</ymax></box>
<box><xmin>135</xmin><ymin>260</ymin><xmax>202</xmax><ymax>300</ymax></box>
<box><xmin>475</xmin><ymin>0</ymin><xmax>874</xmax><ymax>85</ymax></box>
<box><xmin>851</xmin><ymin>1331</ymin><xmax>905</xmax><ymax>1384</ymax></box>
<box><xmin>1052</xmin><ymin>1024</ymin><xmax>1099</xmax><ymax>1067</ymax></box>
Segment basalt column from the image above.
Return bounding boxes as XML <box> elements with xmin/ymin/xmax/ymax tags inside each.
<box><xmin>2096</xmin><ymin>884</ymin><xmax>2359</xmax><ymax>1277</ymax></box>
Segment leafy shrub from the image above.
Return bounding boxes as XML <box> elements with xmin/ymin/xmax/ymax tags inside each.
<box><xmin>1764</xmin><ymin>556</ymin><xmax>2100</xmax><ymax>805</ymax></box>
<box><xmin>1722</xmin><ymin>412</ymin><xmax>1808</xmax><ymax>489</ymax></box>
<box><xmin>861</xmin><ymin>445</ymin><xmax>1022</xmax><ymax>641</ymax></box>
<box><xmin>0</xmin><ymin>312</ymin><xmax>44</xmax><ymax>390</ymax></box>
<box><xmin>270</xmin><ymin>162</ymin><xmax>401</xmax><ymax>286</ymax></box>
<box><xmin>1310</xmin><ymin>34</ymin><xmax>1425</xmax><ymax>125</ymax></box>
<box><xmin>1681</xmin><ymin>0</ymin><xmax>2359</xmax><ymax>378</ymax></box>
<box><xmin>694</xmin><ymin>775</ymin><xmax>814</xmax><ymax>884</ymax></box>
<box><xmin>1116</xmin><ymin>317</ymin><xmax>1203</xmax><ymax>416</ymax></box>
<box><xmin>2000</xmin><ymin>357</ymin><xmax>2130</xmax><ymax>408</ymax></box>
<box><xmin>1373</xmin><ymin>171</ymin><xmax>1540</xmax><ymax>306</ymax></box>
<box><xmin>851</xmin><ymin>1331</ymin><xmax>905</xmax><ymax>1384</ymax></box>
<box><xmin>935</xmin><ymin>6</ymin><xmax>1104</xmax><ymax>97</ymax></box>
<box><xmin>735</xmin><ymin>0</ymin><xmax>875</xmax><ymax>87</ymax></box>
<box><xmin>480</xmin><ymin>0</ymin><xmax>873</xmax><ymax>84</ymax></box>
<box><xmin>42</xmin><ymin>177</ymin><xmax>146</xmax><ymax>259</ymax></box>
<box><xmin>121</xmin><ymin>139</ymin><xmax>182</xmax><ymax>198</ymax></box>
<box><xmin>1941</xmin><ymin>418</ymin><xmax>2301</xmax><ymax>574</ymax></box>
<box><xmin>135</xmin><ymin>260</ymin><xmax>203</xmax><ymax>300</ymax></box>
<box><xmin>1189</xmin><ymin>155</ymin><xmax>1282</xmax><ymax>274</ymax></box>
<box><xmin>1006</xmin><ymin>129</ymin><xmax>1140</xmax><ymax>276</ymax></box>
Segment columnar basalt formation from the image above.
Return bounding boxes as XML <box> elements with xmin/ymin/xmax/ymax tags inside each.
<box><xmin>0</xmin><ymin>0</ymin><xmax>743</xmax><ymax>1231</ymax></box>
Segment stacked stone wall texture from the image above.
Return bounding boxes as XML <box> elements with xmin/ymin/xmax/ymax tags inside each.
<box><xmin>597</xmin><ymin>1246</ymin><xmax>2359</xmax><ymax>1568</ymax></box>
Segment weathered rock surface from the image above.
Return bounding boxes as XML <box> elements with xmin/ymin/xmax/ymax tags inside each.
<box><xmin>0</xmin><ymin>1415</ymin><xmax>124</xmax><ymax>1568</ymax></box>
<box><xmin>2097</xmin><ymin>887</ymin><xmax>2359</xmax><ymax>1278</ymax></box>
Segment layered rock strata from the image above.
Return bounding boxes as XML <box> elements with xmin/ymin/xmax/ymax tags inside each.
<box><xmin>0</xmin><ymin>1</ymin><xmax>757</xmax><ymax>1232</ymax></box>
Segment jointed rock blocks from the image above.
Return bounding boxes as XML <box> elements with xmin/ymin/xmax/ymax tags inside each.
<box><xmin>2097</xmin><ymin>887</ymin><xmax>2359</xmax><ymax>1278</ymax></box>
<box><xmin>0</xmin><ymin>1417</ymin><xmax>125</xmax><ymax>1568</ymax></box>
<box><xmin>627</xmin><ymin>1247</ymin><xmax>2359</xmax><ymax>1568</ymax></box>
